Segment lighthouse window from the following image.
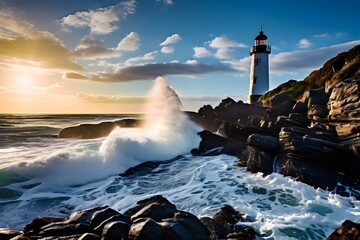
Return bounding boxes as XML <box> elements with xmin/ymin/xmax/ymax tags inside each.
<box><xmin>253</xmin><ymin>76</ymin><xmax>257</xmax><ymax>84</ymax></box>
<box><xmin>255</xmin><ymin>59</ymin><xmax>261</xmax><ymax>65</ymax></box>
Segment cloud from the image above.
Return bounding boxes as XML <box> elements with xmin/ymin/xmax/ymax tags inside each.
<box><xmin>193</xmin><ymin>47</ymin><xmax>212</xmax><ymax>58</ymax></box>
<box><xmin>72</xmin><ymin>35</ymin><xmax>119</xmax><ymax>60</ymax></box>
<box><xmin>63</xmin><ymin>72</ymin><xmax>88</xmax><ymax>80</ymax></box>
<box><xmin>126</xmin><ymin>51</ymin><xmax>158</xmax><ymax>63</ymax></box>
<box><xmin>0</xmin><ymin>9</ymin><xmax>83</xmax><ymax>71</ymax></box>
<box><xmin>161</xmin><ymin>46</ymin><xmax>174</xmax><ymax>54</ymax></box>
<box><xmin>312</xmin><ymin>33</ymin><xmax>330</xmax><ymax>38</ymax></box>
<box><xmin>60</xmin><ymin>0</ymin><xmax>136</xmax><ymax>35</ymax></box>
<box><xmin>116</xmin><ymin>32</ymin><xmax>140</xmax><ymax>51</ymax></box>
<box><xmin>209</xmin><ymin>35</ymin><xmax>247</xmax><ymax>49</ymax></box>
<box><xmin>160</xmin><ymin>34</ymin><xmax>182</xmax><ymax>46</ymax></box>
<box><xmin>297</xmin><ymin>38</ymin><xmax>312</xmax><ymax>49</ymax></box>
<box><xmin>271</xmin><ymin>40</ymin><xmax>360</xmax><ymax>72</ymax></box>
<box><xmin>185</xmin><ymin>60</ymin><xmax>199</xmax><ymax>65</ymax></box>
<box><xmin>156</xmin><ymin>0</ymin><xmax>174</xmax><ymax>5</ymax></box>
<box><xmin>78</xmin><ymin>92</ymin><xmax>146</xmax><ymax>104</ymax></box>
<box><xmin>215</xmin><ymin>48</ymin><xmax>234</xmax><ymax>60</ymax></box>
<box><xmin>66</xmin><ymin>62</ymin><xmax>234</xmax><ymax>82</ymax></box>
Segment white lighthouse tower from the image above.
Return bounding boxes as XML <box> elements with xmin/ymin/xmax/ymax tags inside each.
<box><xmin>248</xmin><ymin>29</ymin><xmax>271</xmax><ymax>103</ymax></box>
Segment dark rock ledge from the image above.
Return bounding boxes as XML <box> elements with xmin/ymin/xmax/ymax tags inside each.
<box><xmin>0</xmin><ymin>195</ymin><xmax>356</xmax><ymax>239</ymax></box>
<box><xmin>0</xmin><ymin>195</ymin><xmax>257</xmax><ymax>240</ymax></box>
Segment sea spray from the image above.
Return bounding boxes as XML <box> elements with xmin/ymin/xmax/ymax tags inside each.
<box><xmin>11</xmin><ymin>77</ymin><xmax>201</xmax><ymax>186</ymax></box>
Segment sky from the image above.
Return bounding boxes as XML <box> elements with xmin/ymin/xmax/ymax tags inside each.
<box><xmin>0</xmin><ymin>0</ymin><xmax>359</xmax><ymax>114</ymax></box>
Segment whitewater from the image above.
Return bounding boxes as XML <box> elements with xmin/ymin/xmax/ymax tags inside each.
<box><xmin>0</xmin><ymin>77</ymin><xmax>359</xmax><ymax>239</ymax></box>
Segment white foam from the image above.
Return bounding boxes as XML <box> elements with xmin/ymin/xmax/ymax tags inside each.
<box><xmin>9</xmin><ymin>77</ymin><xmax>200</xmax><ymax>186</ymax></box>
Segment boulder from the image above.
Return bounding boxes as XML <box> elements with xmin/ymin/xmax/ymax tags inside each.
<box><xmin>174</xmin><ymin>211</ymin><xmax>211</xmax><ymax>240</ymax></box>
<box><xmin>327</xmin><ymin>220</ymin><xmax>360</xmax><ymax>240</ymax></box>
<box><xmin>267</xmin><ymin>94</ymin><xmax>296</xmax><ymax>118</ymax></box>
<box><xmin>124</xmin><ymin>195</ymin><xmax>177</xmax><ymax>218</ymax></box>
<box><xmin>58</xmin><ymin>119</ymin><xmax>140</xmax><ymax>139</ymax></box>
<box><xmin>128</xmin><ymin>218</ymin><xmax>165</xmax><ymax>240</ymax></box>
<box><xmin>90</xmin><ymin>207</ymin><xmax>124</xmax><ymax>229</ymax></box>
<box><xmin>64</xmin><ymin>206</ymin><xmax>107</xmax><ymax>225</ymax></box>
<box><xmin>0</xmin><ymin>228</ymin><xmax>22</xmax><ymax>239</ymax></box>
<box><xmin>24</xmin><ymin>216</ymin><xmax>63</xmax><ymax>236</ymax></box>
<box><xmin>93</xmin><ymin>214</ymin><xmax>131</xmax><ymax>234</ymax></box>
<box><xmin>101</xmin><ymin>221</ymin><xmax>130</xmax><ymax>240</ymax></box>
<box><xmin>131</xmin><ymin>202</ymin><xmax>177</xmax><ymax>222</ymax></box>
<box><xmin>239</xmin><ymin>146</ymin><xmax>275</xmax><ymax>175</ymax></box>
<box><xmin>38</xmin><ymin>222</ymin><xmax>90</xmax><ymax>237</ymax></box>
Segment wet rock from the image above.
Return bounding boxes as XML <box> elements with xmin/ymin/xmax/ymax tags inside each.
<box><xmin>327</xmin><ymin>220</ymin><xmax>360</xmax><ymax>240</ymax></box>
<box><xmin>160</xmin><ymin>220</ymin><xmax>196</xmax><ymax>240</ymax></box>
<box><xmin>124</xmin><ymin>195</ymin><xmax>177</xmax><ymax>218</ymax></box>
<box><xmin>292</xmin><ymin>101</ymin><xmax>307</xmax><ymax>113</ymax></box>
<box><xmin>131</xmin><ymin>202</ymin><xmax>177</xmax><ymax>222</ymax></box>
<box><xmin>78</xmin><ymin>233</ymin><xmax>99</xmax><ymax>240</ymax></box>
<box><xmin>90</xmin><ymin>207</ymin><xmax>123</xmax><ymax>229</ymax></box>
<box><xmin>93</xmin><ymin>214</ymin><xmax>130</xmax><ymax>234</ymax></box>
<box><xmin>247</xmin><ymin>133</ymin><xmax>280</xmax><ymax>153</ymax></box>
<box><xmin>64</xmin><ymin>206</ymin><xmax>107</xmax><ymax>225</ymax></box>
<box><xmin>239</xmin><ymin>146</ymin><xmax>275</xmax><ymax>175</ymax></box>
<box><xmin>192</xmin><ymin>130</ymin><xmax>246</xmax><ymax>157</ymax></box>
<box><xmin>38</xmin><ymin>222</ymin><xmax>90</xmax><ymax>237</ymax></box>
<box><xmin>101</xmin><ymin>221</ymin><xmax>130</xmax><ymax>240</ymax></box>
<box><xmin>24</xmin><ymin>216</ymin><xmax>63</xmax><ymax>236</ymax></box>
<box><xmin>174</xmin><ymin>211</ymin><xmax>211</xmax><ymax>240</ymax></box>
<box><xmin>58</xmin><ymin>119</ymin><xmax>140</xmax><ymax>139</ymax></box>
<box><xmin>200</xmin><ymin>217</ymin><xmax>227</xmax><ymax>239</ymax></box>
<box><xmin>0</xmin><ymin>228</ymin><xmax>22</xmax><ymax>239</ymax></box>
<box><xmin>128</xmin><ymin>218</ymin><xmax>165</xmax><ymax>240</ymax></box>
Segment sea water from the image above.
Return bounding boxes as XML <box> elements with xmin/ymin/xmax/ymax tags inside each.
<box><xmin>0</xmin><ymin>78</ymin><xmax>359</xmax><ymax>239</ymax></box>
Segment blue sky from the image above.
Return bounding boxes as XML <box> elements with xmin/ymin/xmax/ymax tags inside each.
<box><xmin>0</xmin><ymin>0</ymin><xmax>359</xmax><ymax>113</ymax></box>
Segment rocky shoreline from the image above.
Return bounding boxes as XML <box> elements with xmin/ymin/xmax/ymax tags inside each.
<box><xmin>1</xmin><ymin>195</ymin><xmax>358</xmax><ymax>240</ymax></box>
<box><xmin>190</xmin><ymin>77</ymin><xmax>360</xmax><ymax>200</ymax></box>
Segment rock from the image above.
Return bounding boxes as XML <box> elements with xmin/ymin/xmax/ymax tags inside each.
<box><xmin>78</xmin><ymin>233</ymin><xmax>100</xmax><ymax>240</ymax></box>
<box><xmin>24</xmin><ymin>216</ymin><xmax>63</xmax><ymax>236</ymax></box>
<box><xmin>192</xmin><ymin>130</ymin><xmax>246</xmax><ymax>157</ymax></box>
<box><xmin>247</xmin><ymin>134</ymin><xmax>280</xmax><ymax>153</ymax></box>
<box><xmin>174</xmin><ymin>211</ymin><xmax>211</xmax><ymax>240</ymax></box>
<box><xmin>90</xmin><ymin>207</ymin><xmax>122</xmax><ymax>229</ymax></box>
<box><xmin>239</xmin><ymin>146</ymin><xmax>275</xmax><ymax>175</ymax></box>
<box><xmin>38</xmin><ymin>222</ymin><xmax>90</xmax><ymax>237</ymax></box>
<box><xmin>124</xmin><ymin>195</ymin><xmax>177</xmax><ymax>218</ymax></box>
<box><xmin>101</xmin><ymin>221</ymin><xmax>130</xmax><ymax>240</ymax></box>
<box><xmin>58</xmin><ymin>119</ymin><xmax>140</xmax><ymax>139</ymax></box>
<box><xmin>268</xmin><ymin>94</ymin><xmax>296</xmax><ymax>118</ymax></box>
<box><xmin>292</xmin><ymin>101</ymin><xmax>307</xmax><ymax>113</ymax></box>
<box><xmin>0</xmin><ymin>228</ymin><xmax>22</xmax><ymax>239</ymax></box>
<box><xmin>128</xmin><ymin>218</ymin><xmax>165</xmax><ymax>240</ymax></box>
<box><xmin>327</xmin><ymin>220</ymin><xmax>360</xmax><ymax>240</ymax></box>
<box><xmin>131</xmin><ymin>202</ymin><xmax>177</xmax><ymax>222</ymax></box>
<box><xmin>160</xmin><ymin>220</ymin><xmax>196</xmax><ymax>240</ymax></box>
<box><xmin>64</xmin><ymin>206</ymin><xmax>107</xmax><ymax>225</ymax></box>
<box><xmin>93</xmin><ymin>215</ymin><xmax>131</xmax><ymax>234</ymax></box>
<box><xmin>200</xmin><ymin>217</ymin><xmax>227</xmax><ymax>239</ymax></box>
<box><xmin>186</xmin><ymin>111</ymin><xmax>213</xmax><ymax>131</ymax></box>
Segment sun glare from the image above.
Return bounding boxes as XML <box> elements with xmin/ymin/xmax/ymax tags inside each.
<box><xmin>16</xmin><ymin>74</ymin><xmax>34</xmax><ymax>92</ymax></box>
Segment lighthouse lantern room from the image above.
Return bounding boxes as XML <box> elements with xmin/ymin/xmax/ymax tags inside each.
<box><xmin>248</xmin><ymin>29</ymin><xmax>271</xmax><ymax>103</ymax></box>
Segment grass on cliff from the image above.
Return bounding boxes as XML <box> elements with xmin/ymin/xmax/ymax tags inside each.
<box><xmin>259</xmin><ymin>44</ymin><xmax>360</xmax><ymax>106</ymax></box>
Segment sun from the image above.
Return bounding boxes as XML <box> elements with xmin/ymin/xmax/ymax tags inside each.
<box><xmin>15</xmin><ymin>74</ymin><xmax>34</xmax><ymax>92</ymax></box>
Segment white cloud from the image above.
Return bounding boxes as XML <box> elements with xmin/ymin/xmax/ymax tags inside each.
<box><xmin>297</xmin><ymin>38</ymin><xmax>312</xmax><ymax>49</ymax></box>
<box><xmin>161</xmin><ymin>46</ymin><xmax>174</xmax><ymax>54</ymax></box>
<box><xmin>215</xmin><ymin>48</ymin><xmax>234</xmax><ymax>60</ymax></box>
<box><xmin>209</xmin><ymin>35</ymin><xmax>247</xmax><ymax>49</ymax></box>
<box><xmin>193</xmin><ymin>47</ymin><xmax>212</xmax><ymax>58</ymax></box>
<box><xmin>78</xmin><ymin>92</ymin><xmax>146</xmax><ymax>104</ymax></box>
<box><xmin>157</xmin><ymin>0</ymin><xmax>174</xmax><ymax>4</ymax></box>
<box><xmin>126</xmin><ymin>51</ymin><xmax>158</xmax><ymax>63</ymax></box>
<box><xmin>312</xmin><ymin>33</ymin><xmax>330</xmax><ymax>38</ymax></box>
<box><xmin>116</xmin><ymin>32</ymin><xmax>140</xmax><ymax>51</ymax></box>
<box><xmin>60</xmin><ymin>0</ymin><xmax>136</xmax><ymax>35</ymax></box>
<box><xmin>73</xmin><ymin>35</ymin><xmax>120</xmax><ymax>59</ymax></box>
<box><xmin>160</xmin><ymin>33</ymin><xmax>182</xmax><ymax>46</ymax></box>
<box><xmin>185</xmin><ymin>60</ymin><xmax>199</xmax><ymax>65</ymax></box>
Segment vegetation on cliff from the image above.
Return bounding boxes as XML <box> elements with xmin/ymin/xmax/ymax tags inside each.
<box><xmin>260</xmin><ymin>44</ymin><xmax>360</xmax><ymax>105</ymax></box>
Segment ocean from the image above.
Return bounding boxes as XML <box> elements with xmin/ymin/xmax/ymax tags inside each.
<box><xmin>1</xmin><ymin>78</ymin><xmax>360</xmax><ymax>239</ymax></box>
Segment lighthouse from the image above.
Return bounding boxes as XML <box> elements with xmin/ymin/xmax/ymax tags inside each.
<box><xmin>248</xmin><ymin>29</ymin><xmax>271</xmax><ymax>103</ymax></box>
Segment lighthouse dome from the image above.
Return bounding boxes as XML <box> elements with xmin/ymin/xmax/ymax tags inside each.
<box><xmin>255</xmin><ymin>30</ymin><xmax>267</xmax><ymax>40</ymax></box>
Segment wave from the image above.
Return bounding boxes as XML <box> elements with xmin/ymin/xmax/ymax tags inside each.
<box><xmin>11</xmin><ymin>77</ymin><xmax>201</xmax><ymax>186</ymax></box>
